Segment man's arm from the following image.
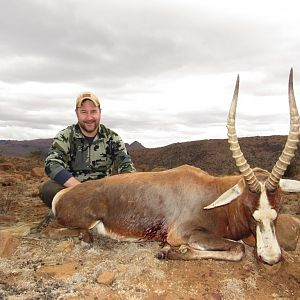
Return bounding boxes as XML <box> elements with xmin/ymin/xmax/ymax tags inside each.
<box><xmin>111</xmin><ymin>135</ymin><xmax>136</xmax><ymax>174</ymax></box>
<box><xmin>45</xmin><ymin>127</ymin><xmax>81</xmax><ymax>187</ymax></box>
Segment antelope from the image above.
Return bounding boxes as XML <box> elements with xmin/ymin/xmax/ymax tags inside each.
<box><xmin>52</xmin><ymin>69</ymin><xmax>300</xmax><ymax>265</ymax></box>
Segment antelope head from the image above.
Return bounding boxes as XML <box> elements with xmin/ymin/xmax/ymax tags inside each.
<box><xmin>205</xmin><ymin>69</ymin><xmax>300</xmax><ymax>265</ymax></box>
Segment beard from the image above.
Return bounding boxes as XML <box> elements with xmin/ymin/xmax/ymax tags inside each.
<box><xmin>78</xmin><ymin>120</ymin><xmax>100</xmax><ymax>135</ymax></box>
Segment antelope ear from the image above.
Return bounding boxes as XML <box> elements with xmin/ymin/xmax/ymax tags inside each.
<box><xmin>204</xmin><ymin>182</ymin><xmax>242</xmax><ymax>210</ymax></box>
<box><xmin>279</xmin><ymin>179</ymin><xmax>300</xmax><ymax>192</ymax></box>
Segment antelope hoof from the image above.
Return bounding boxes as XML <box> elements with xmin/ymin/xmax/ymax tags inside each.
<box><xmin>156</xmin><ymin>245</ymin><xmax>172</xmax><ymax>260</ymax></box>
<box><xmin>155</xmin><ymin>245</ymin><xmax>189</xmax><ymax>260</ymax></box>
<box><xmin>155</xmin><ymin>251</ymin><xmax>167</xmax><ymax>260</ymax></box>
<box><xmin>79</xmin><ymin>230</ymin><xmax>94</xmax><ymax>244</ymax></box>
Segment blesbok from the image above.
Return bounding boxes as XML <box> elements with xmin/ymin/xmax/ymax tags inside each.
<box><xmin>53</xmin><ymin>69</ymin><xmax>300</xmax><ymax>265</ymax></box>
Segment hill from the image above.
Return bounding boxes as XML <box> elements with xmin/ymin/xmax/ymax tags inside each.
<box><xmin>0</xmin><ymin>139</ymin><xmax>52</xmax><ymax>158</ymax></box>
<box><xmin>1</xmin><ymin>135</ymin><xmax>300</xmax><ymax>177</ymax></box>
<box><xmin>0</xmin><ymin>139</ymin><xmax>144</xmax><ymax>158</ymax></box>
<box><xmin>129</xmin><ymin>135</ymin><xmax>300</xmax><ymax>177</ymax></box>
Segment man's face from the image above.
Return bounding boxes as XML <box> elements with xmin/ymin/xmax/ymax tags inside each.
<box><xmin>76</xmin><ymin>100</ymin><xmax>101</xmax><ymax>136</ymax></box>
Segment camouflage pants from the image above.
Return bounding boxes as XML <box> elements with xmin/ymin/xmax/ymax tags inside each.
<box><xmin>39</xmin><ymin>180</ymin><xmax>65</xmax><ymax>208</ymax></box>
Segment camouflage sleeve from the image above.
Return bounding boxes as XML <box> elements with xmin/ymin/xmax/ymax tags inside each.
<box><xmin>44</xmin><ymin>127</ymin><xmax>72</xmax><ymax>180</ymax></box>
<box><xmin>111</xmin><ymin>134</ymin><xmax>136</xmax><ymax>174</ymax></box>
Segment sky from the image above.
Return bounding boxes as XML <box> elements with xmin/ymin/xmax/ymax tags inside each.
<box><xmin>0</xmin><ymin>0</ymin><xmax>300</xmax><ymax>148</ymax></box>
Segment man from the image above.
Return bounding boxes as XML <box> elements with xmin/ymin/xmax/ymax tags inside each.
<box><xmin>39</xmin><ymin>92</ymin><xmax>136</xmax><ymax>208</ymax></box>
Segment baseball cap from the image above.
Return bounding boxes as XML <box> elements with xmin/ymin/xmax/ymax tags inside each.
<box><xmin>76</xmin><ymin>92</ymin><xmax>100</xmax><ymax>108</ymax></box>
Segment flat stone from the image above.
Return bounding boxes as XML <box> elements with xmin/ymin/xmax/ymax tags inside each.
<box><xmin>96</xmin><ymin>271</ymin><xmax>116</xmax><ymax>285</ymax></box>
<box><xmin>37</xmin><ymin>261</ymin><xmax>79</xmax><ymax>279</ymax></box>
<box><xmin>42</xmin><ymin>227</ymin><xmax>81</xmax><ymax>240</ymax></box>
<box><xmin>0</xmin><ymin>230</ymin><xmax>19</xmax><ymax>257</ymax></box>
<box><xmin>0</xmin><ymin>162</ymin><xmax>16</xmax><ymax>172</ymax></box>
<box><xmin>0</xmin><ymin>224</ymin><xmax>31</xmax><ymax>237</ymax></box>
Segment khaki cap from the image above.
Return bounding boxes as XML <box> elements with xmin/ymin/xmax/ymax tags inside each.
<box><xmin>76</xmin><ymin>92</ymin><xmax>100</xmax><ymax>108</ymax></box>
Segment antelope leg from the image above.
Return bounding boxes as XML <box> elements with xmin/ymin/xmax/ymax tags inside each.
<box><xmin>156</xmin><ymin>231</ymin><xmax>245</xmax><ymax>261</ymax></box>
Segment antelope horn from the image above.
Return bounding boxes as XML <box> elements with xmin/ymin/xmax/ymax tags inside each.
<box><xmin>227</xmin><ymin>75</ymin><xmax>261</xmax><ymax>193</ymax></box>
<box><xmin>265</xmin><ymin>68</ymin><xmax>300</xmax><ymax>191</ymax></box>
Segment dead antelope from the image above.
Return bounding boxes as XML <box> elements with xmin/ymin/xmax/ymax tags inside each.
<box><xmin>53</xmin><ymin>69</ymin><xmax>300</xmax><ymax>265</ymax></box>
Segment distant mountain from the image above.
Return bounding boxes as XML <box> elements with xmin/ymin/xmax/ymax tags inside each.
<box><xmin>0</xmin><ymin>139</ymin><xmax>52</xmax><ymax>158</ymax></box>
<box><xmin>125</xmin><ymin>141</ymin><xmax>145</xmax><ymax>151</ymax></box>
<box><xmin>1</xmin><ymin>135</ymin><xmax>299</xmax><ymax>179</ymax></box>
<box><xmin>129</xmin><ymin>135</ymin><xmax>300</xmax><ymax>177</ymax></box>
<box><xmin>0</xmin><ymin>138</ymin><xmax>145</xmax><ymax>158</ymax></box>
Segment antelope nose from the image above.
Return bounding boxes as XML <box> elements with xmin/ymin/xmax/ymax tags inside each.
<box><xmin>259</xmin><ymin>253</ymin><xmax>282</xmax><ymax>265</ymax></box>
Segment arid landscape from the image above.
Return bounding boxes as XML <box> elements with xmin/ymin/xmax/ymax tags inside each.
<box><xmin>0</xmin><ymin>136</ymin><xmax>299</xmax><ymax>299</ymax></box>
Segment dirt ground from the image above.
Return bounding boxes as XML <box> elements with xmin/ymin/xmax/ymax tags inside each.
<box><xmin>0</xmin><ymin>171</ymin><xmax>299</xmax><ymax>300</ymax></box>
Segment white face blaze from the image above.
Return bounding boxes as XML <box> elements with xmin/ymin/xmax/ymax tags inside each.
<box><xmin>252</xmin><ymin>183</ymin><xmax>281</xmax><ymax>265</ymax></box>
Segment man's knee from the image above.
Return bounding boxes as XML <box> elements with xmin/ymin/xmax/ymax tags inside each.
<box><xmin>39</xmin><ymin>180</ymin><xmax>65</xmax><ymax>208</ymax></box>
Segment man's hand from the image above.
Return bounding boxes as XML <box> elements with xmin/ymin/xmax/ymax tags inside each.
<box><xmin>64</xmin><ymin>177</ymin><xmax>82</xmax><ymax>188</ymax></box>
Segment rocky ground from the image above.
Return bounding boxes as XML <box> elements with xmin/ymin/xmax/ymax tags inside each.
<box><xmin>0</xmin><ymin>159</ymin><xmax>299</xmax><ymax>300</ymax></box>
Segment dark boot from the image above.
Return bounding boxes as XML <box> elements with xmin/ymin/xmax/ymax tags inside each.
<box><xmin>39</xmin><ymin>179</ymin><xmax>65</xmax><ymax>208</ymax></box>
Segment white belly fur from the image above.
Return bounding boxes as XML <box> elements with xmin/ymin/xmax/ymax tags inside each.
<box><xmin>93</xmin><ymin>221</ymin><xmax>140</xmax><ymax>242</ymax></box>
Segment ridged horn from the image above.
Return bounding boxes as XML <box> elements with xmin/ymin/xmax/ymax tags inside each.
<box><xmin>265</xmin><ymin>69</ymin><xmax>300</xmax><ymax>191</ymax></box>
<box><xmin>227</xmin><ymin>75</ymin><xmax>261</xmax><ymax>193</ymax></box>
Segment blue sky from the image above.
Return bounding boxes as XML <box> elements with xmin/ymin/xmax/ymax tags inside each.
<box><xmin>0</xmin><ymin>0</ymin><xmax>299</xmax><ymax>147</ymax></box>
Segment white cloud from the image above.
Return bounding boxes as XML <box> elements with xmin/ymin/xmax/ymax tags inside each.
<box><xmin>0</xmin><ymin>0</ymin><xmax>299</xmax><ymax>147</ymax></box>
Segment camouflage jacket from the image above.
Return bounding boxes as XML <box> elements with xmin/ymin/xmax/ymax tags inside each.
<box><xmin>45</xmin><ymin>124</ymin><xmax>136</xmax><ymax>182</ymax></box>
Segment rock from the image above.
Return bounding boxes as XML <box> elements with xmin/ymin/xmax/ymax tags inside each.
<box><xmin>0</xmin><ymin>162</ymin><xmax>16</xmax><ymax>172</ymax></box>
<box><xmin>96</xmin><ymin>271</ymin><xmax>116</xmax><ymax>285</ymax></box>
<box><xmin>0</xmin><ymin>230</ymin><xmax>19</xmax><ymax>257</ymax></box>
<box><xmin>37</xmin><ymin>261</ymin><xmax>80</xmax><ymax>279</ymax></box>
<box><xmin>0</xmin><ymin>224</ymin><xmax>31</xmax><ymax>237</ymax></box>
<box><xmin>276</xmin><ymin>214</ymin><xmax>300</xmax><ymax>251</ymax></box>
<box><xmin>30</xmin><ymin>167</ymin><xmax>46</xmax><ymax>178</ymax></box>
<box><xmin>0</xmin><ymin>173</ymin><xmax>24</xmax><ymax>186</ymax></box>
<box><xmin>42</xmin><ymin>226</ymin><xmax>82</xmax><ymax>239</ymax></box>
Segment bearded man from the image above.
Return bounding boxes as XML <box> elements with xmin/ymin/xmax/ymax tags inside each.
<box><xmin>39</xmin><ymin>92</ymin><xmax>136</xmax><ymax>208</ymax></box>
